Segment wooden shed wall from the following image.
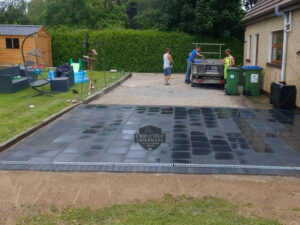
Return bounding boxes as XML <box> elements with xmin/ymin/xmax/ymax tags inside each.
<box><xmin>37</xmin><ymin>28</ymin><xmax>52</xmax><ymax>66</ymax></box>
<box><xmin>0</xmin><ymin>28</ymin><xmax>52</xmax><ymax>66</ymax></box>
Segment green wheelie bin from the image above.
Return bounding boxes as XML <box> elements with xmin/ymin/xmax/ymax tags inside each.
<box><xmin>241</xmin><ymin>66</ymin><xmax>263</xmax><ymax>96</ymax></box>
<box><xmin>226</xmin><ymin>67</ymin><xmax>239</xmax><ymax>95</ymax></box>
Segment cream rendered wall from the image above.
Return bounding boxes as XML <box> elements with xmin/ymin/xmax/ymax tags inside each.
<box><xmin>244</xmin><ymin>9</ymin><xmax>300</xmax><ymax>107</ymax></box>
<box><xmin>286</xmin><ymin>10</ymin><xmax>300</xmax><ymax>107</ymax></box>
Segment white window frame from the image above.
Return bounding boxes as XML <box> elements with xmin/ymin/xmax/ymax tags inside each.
<box><xmin>268</xmin><ymin>32</ymin><xmax>272</xmax><ymax>63</ymax></box>
<box><xmin>246</xmin><ymin>35</ymin><xmax>251</xmax><ymax>60</ymax></box>
<box><xmin>252</xmin><ymin>34</ymin><xmax>258</xmax><ymax>66</ymax></box>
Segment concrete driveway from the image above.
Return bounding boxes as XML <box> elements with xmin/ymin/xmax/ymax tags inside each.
<box><xmin>93</xmin><ymin>73</ymin><xmax>270</xmax><ymax>109</ymax></box>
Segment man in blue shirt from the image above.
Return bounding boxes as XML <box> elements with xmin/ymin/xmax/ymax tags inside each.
<box><xmin>185</xmin><ymin>46</ymin><xmax>203</xmax><ymax>84</ymax></box>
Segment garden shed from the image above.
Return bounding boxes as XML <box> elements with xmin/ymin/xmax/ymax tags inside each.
<box><xmin>0</xmin><ymin>24</ymin><xmax>52</xmax><ymax>67</ymax></box>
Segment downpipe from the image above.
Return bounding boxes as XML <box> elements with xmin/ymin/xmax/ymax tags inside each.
<box><xmin>275</xmin><ymin>4</ymin><xmax>291</xmax><ymax>83</ymax></box>
<box><xmin>281</xmin><ymin>12</ymin><xmax>289</xmax><ymax>83</ymax></box>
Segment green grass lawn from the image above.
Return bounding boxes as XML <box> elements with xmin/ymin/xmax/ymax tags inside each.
<box><xmin>17</xmin><ymin>196</ymin><xmax>280</xmax><ymax>225</ymax></box>
<box><xmin>0</xmin><ymin>70</ymin><xmax>125</xmax><ymax>143</ymax></box>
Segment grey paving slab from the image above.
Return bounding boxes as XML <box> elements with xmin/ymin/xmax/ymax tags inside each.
<box><xmin>0</xmin><ymin>105</ymin><xmax>300</xmax><ymax>175</ymax></box>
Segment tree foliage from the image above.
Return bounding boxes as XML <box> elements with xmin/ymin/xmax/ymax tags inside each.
<box><xmin>127</xmin><ymin>0</ymin><xmax>245</xmax><ymax>39</ymax></box>
<box><xmin>0</xmin><ymin>0</ymin><xmax>245</xmax><ymax>39</ymax></box>
<box><xmin>0</xmin><ymin>0</ymin><xmax>29</xmax><ymax>24</ymax></box>
<box><xmin>1</xmin><ymin>0</ymin><xmax>245</xmax><ymax>73</ymax></box>
<box><xmin>242</xmin><ymin>0</ymin><xmax>258</xmax><ymax>11</ymax></box>
<box><xmin>1</xmin><ymin>0</ymin><xmax>129</xmax><ymax>29</ymax></box>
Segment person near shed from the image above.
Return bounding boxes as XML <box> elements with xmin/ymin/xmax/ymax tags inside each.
<box><xmin>222</xmin><ymin>48</ymin><xmax>235</xmax><ymax>80</ymax></box>
<box><xmin>163</xmin><ymin>48</ymin><xmax>174</xmax><ymax>85</ymax></box>
<box><xmin>185</xmin><ymin>46</ymin><xmax>203</xmax><ymax>84</ymax></box>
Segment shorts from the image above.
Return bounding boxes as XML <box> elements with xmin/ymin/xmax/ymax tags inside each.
<box><xmin>163</xmin><ymin>67</ymin><xmax>171</xmax><ymax>76</ymax></box>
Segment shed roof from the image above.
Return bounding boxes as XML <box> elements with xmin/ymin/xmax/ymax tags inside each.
<box><xmin>242</xmin><ymin>0</ymin><xmax>300</xmax><ymax>25</ymax></box>
<box><xmin>0</xmin><ymin>25</ymin><xmax>42</xmax><ymax>36</ymax></box>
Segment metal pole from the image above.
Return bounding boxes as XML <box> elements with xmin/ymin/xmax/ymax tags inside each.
<box><xmin>104</xmin><ymin>64</ymin><xmax>106</xmax><ymax>87</ymax></box>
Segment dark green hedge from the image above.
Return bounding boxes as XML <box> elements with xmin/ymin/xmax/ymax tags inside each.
<box><xmin>51</xmin><ymin>29</ymin><xmax>243</xmax><ymax>73</ymax></box>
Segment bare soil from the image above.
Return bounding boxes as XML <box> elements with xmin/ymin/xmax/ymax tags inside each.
<box><xmin>0</xmin><ymin>172</ymin><xmax>299</xmax><ymax>225</ymax></box>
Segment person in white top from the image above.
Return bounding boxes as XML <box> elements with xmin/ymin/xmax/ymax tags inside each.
<box><xmin>163</xmin><ymin>48</ymin><xmax>174</xmax><ymax>85</ymax></box>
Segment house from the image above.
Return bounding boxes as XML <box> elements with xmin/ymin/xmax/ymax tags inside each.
<box><xmin>0</xmin><ymin>25</ymin><xmax>52</xmax><ymax>67</ymax></box>
<box><xmin>241</xmin><ymin>0</ymin><xmax>300</xmax><ymax>107</ymax></box>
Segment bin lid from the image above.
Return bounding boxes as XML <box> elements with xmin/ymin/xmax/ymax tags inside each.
<box><xmin>242</xmin><ymin>66</ymin><xmax>263</xmax><ymax>70</ymax></box>
<box><xmin>227</xmin><ymin>67</ymin><xmax>240</xmax><ymax>70</ymax></box>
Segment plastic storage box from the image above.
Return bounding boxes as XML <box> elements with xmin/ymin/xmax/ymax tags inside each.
<box><xmin>50</xmin><ymin>77</ymin><xmax>70</xmax><ymax>92</ymax></box>
<box><xmin>270</xmin><ymin>82</ymin><xmax>297</xmax><ymax>109</ymax></box>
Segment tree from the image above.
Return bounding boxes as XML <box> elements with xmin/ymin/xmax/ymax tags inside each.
<box><xmin>126</xmin><ymin>1</ymin><xmax>138</xmax><ymax>29</ymax></box>
<box><xmin>41</xmin><ymin>0</ymin><xmax>91</xmax><ymax>27</ymax></box>
<box><xmin>27</xmin><ymin>0</ymin><xmax>48</xmax><ymax>25</ymax></box>
<box><xmin>0</xmin><ymin>0</ymin><xmax>29</xmax><ymax>24</ymax></box>
<box><xmin>126</xmin><ymin>0</ymin><xmax>244</xmax><ymax>39</ymax></box>
<box><xmin>26</xmin><ymin>0</ymin><xmax>129</xmax><ymax>29</ymax></box>
<box><xmin>194</xmin><ymin>0</ymin><xmax>245</xmax><ymax>39</ymax></box>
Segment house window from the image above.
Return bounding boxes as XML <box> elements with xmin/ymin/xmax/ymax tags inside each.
<box><xmin>5</xmin><ymin>38</ymin><xmax>20</xmax><ymax>49</ymax></box>
<box><xmin>246</xmin><ymin>35</ymin><xmax>251</xmax><ymax>60</ymax></box>
<box><xmin>271</xmin><ymin>31</ymin><xmax>283</xmax><ymax>64</ymax></box>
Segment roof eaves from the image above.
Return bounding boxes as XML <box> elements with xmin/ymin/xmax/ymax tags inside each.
<box><xmin>242</xmin><ymin>0</ymin><xmax>300</xmax><ymax>25</ymax></box>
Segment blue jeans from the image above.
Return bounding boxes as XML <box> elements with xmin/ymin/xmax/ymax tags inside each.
<box><xmin>185</xmin><ymin>60</ymin><xmax>192</xmax><ymax>81</ymax></box>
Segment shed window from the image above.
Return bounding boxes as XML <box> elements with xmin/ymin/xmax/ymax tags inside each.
<box><xmin>5</xmin><ymin>38</ymin><xmax>20</xmax><ymax>49</ymax></box>
<box><xmin>13</xmin><ymin>38</ymin><xmax>19</xmax><ymax>49</ymax></box>
<box><xmin>6</xmin><ymin>38</ymin><xmax>12</xmax><ymax>49</ymax></box>
<box><xmin>271</xmin><ymin>31</ymin><xmax>283</xmax><ymax>64</ymax></box>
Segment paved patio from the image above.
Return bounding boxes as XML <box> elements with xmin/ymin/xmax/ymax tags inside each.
<box><xmin>0</xmin><ymin>104</ymin><xmax>300</xmax><ymax>175</ymax></box>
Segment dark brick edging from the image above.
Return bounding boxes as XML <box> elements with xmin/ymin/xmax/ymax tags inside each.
<box><xmin>0</xmin><ymin>73</ymin><xmax>132</xmax><ymax>152</ymax></box>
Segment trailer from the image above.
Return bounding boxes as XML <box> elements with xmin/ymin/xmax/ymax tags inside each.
<box><xmin>191</xmin><ymin>43</ymin><xmax>226</xmax><ymax>87</ymax></box>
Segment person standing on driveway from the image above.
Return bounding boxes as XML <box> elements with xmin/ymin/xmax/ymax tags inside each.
<box><xmin>163</xmin><ymin>48</ymin><xmax>174</xmax><ymax>85</ymax></box>
<box><xmin>222</xmin><ymin>48</ymin><xmax>235</xmax><ymax>80</ymax></box>
<box><xmin>185</xmin><ymin>46</ymin><xmax>203</xmax><ymax>84</ymax></box>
